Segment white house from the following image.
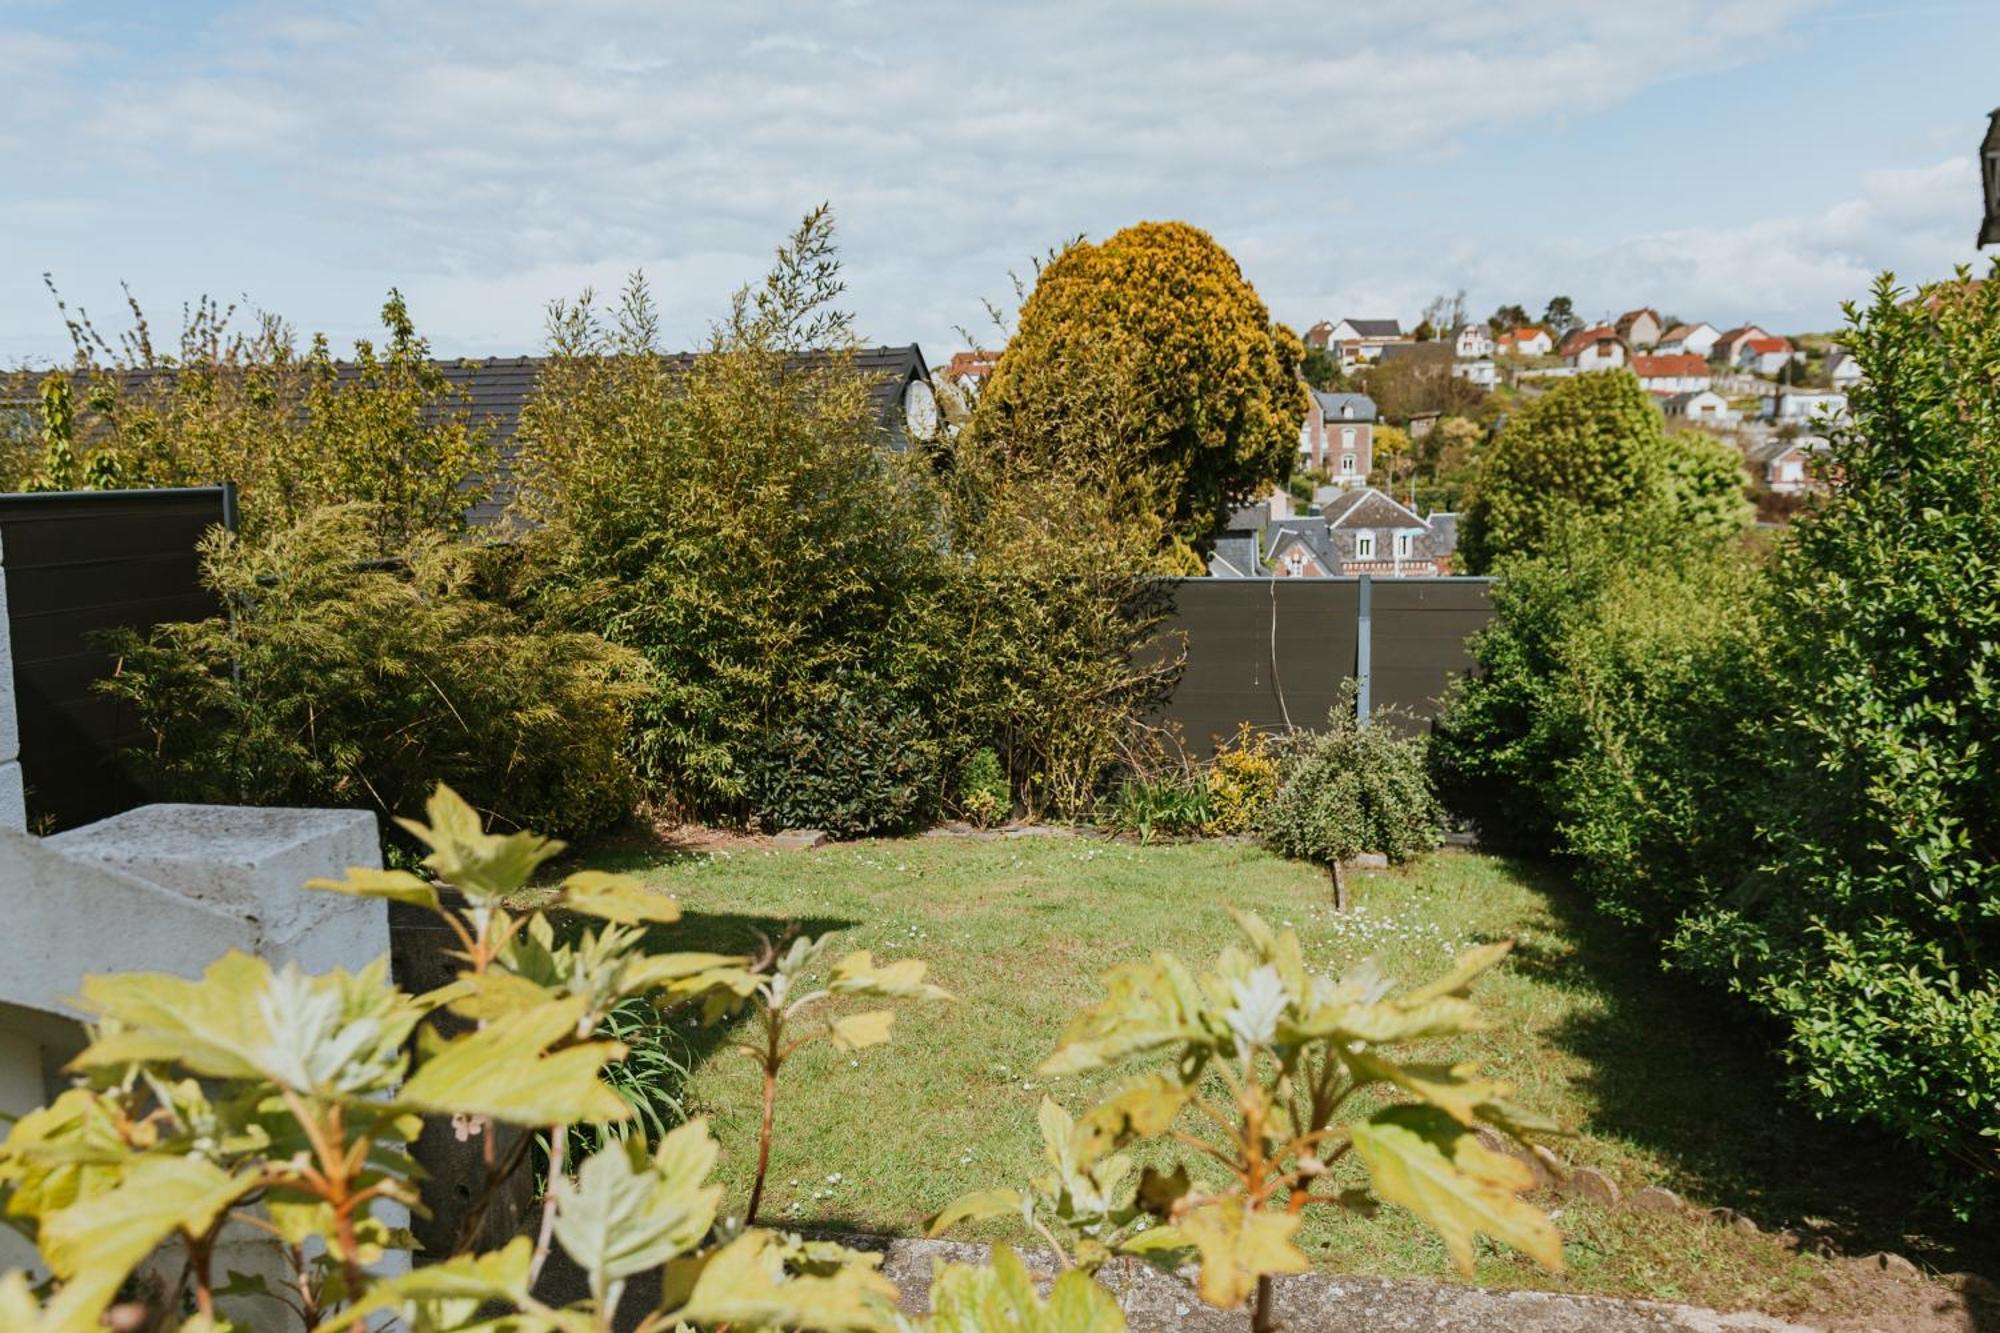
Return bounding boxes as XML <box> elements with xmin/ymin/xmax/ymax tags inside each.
<box><xmin>1307</xmin><ymin>318</ymin><xmax>1408</xmax><ymax>367</ymax></box>
<box><xmin>1657</xmin><ymin>322</ymin><xmax>1720</xmax><ymax>359</ymax></box>
<box><xmin>1661</xmin><ymin>389</ymin><xmax>1737</xmax><ymax>424</ymax></box>
<box><xmin>1559</xmin><ymin>325</ymin><xmax>1627</xmax><ymax>370</ymax></box>
<box><xmin>1748</xmin><ymin>435</ymin><xmax>1829</xmax><ymax>494</ymax></box>
<box><xmin>1452</xmin><ymin>358</ymin><xmax>1498</xmax><ymax>389</ymax></box>
<box><xmin>1495</xmin><ymin>326</ymin><xmax>1553</xmax><ymax>357</ymax></box>
<box><xmin>1452</xmin><ymin>324</ymin><xmax>1494</xmax><ymax>359</ymax></box>
<box><xmin>1739</xmin><ymin>336</ymin><xmax>1800</xmax><ymax>376</ymax></box>
<box><xmin>1713</xmin><ymin>325</ymin><xmax>1771</xmax><ymax>367</ymax></box>
<box><xmin>1763</xmin><ymin>389</ymin><xmax>1849</xmax><ymax>426</ymax></box>
<box><xmin>1631</xmin><ymin>353</ymin><xmax>1712</xmax><ymax>395</ymax></box>
<box><xmin>1827</xmin><ymin>348</ymin><xmax>1864</xmax><ymax>389</ymax></box>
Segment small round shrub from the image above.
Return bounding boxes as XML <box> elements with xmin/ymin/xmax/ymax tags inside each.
<box><xmin>1264</xmin><ymin>696</ymin><xmax>1443</xmax><ymax>869</ymax></box>
<box><xmin>742</xmin><ymin>678</ymin><xmax>941</xmax><ymax>839</ymax></box>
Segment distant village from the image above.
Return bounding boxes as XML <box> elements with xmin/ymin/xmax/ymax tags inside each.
<box><xmin>941</xmin><ymin>297</ymin><xmax>1854</xmax><ymax>580</ymax></box>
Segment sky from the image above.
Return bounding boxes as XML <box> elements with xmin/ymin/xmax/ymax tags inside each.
<box><xmin>2</xmin><ymin>0</ymin><xmax>1997</xmax><ymax>368</ymax></box>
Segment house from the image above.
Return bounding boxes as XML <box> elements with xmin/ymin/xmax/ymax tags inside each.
<box><xmin>1747</xmin><ymin>435</ymin><xmax>1829</xmax><ymax>494</ymax></box>
<box><xmin>1826</xmin><ymin>348</ymin><xmax>1864</xmax><ymax>389</ymax></box>
<box><xmin>1661</xmin><ymin>389</ymin><xmax>1738</xmax><ymax>424</ymax></box>
<box><xmin>1657</xmin><ymin>322</ymin><xmax>1720</xmax><ymax>359</ymax></box>
<box><xmin>1630</xmin><ymin>353</ymin><xmax>1712</xmax><ymax>395</ymax></box>
<box><xmin>1495</xmin><ymin>326</ymin><xmax>1554</xmax><ymax>357</ymax></box>
<box><xmin>1559</xmin><ymin>325</ymin><xmax>1628</xmax><ymax>370</ymax></box>
<box><xmin>1712</xmin><ymin>325</ymin><xmax>1771</xmax><ymax>366</ymax></box>
<box><xmin>1320</xmin><ymin>487</ymin><xmax>1459</xmax><ymax>576</ymax></box>
<box><xmin>1453</xmin><ymin>359</ymin><xmax>1498</xmax><ymax>389</ymax></box>
<box><xmin>1451</xmin><ymin>324</ymin><xmax>1494</xmax><ymax>359</ymax></box>
<box><xmin>1739</xmin><ymin>336</ymin><xmax>1799</xmax><ymax>376</ymax></box>
<box><xmin>942</xmin><ymin>348</ymin><xmax>1000</xmax><ymax>390</ymax></box>
<box><xmin>1207</xmin><ymin>501</ymin><xmax>1335</xmax><ymax>577</ymax></box>
<box><xmin>1614</xmin><ymin>308</ymin><xmax>1664</xmax><ymax>350</ymax></box>
<box><xmin>1762</xmin><ymin>388</ymin><xmax>1848</xmax><ymax>426</ymax></box>
<box><xmin>1307</xmin><ymin>318</ymin><xmax>1408</xmax><ymax>367</ymax></box>
<box><xmin>1298</xmin><ymin>390</ymin><xmax>1376</xmax><ymax>484</ymax></box>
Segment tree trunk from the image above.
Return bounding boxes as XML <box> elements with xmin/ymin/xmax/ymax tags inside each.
<box><xmin>1331</xmin><ymin>858</ymin><xmax>1350</xmax><ymax>912</ymax></box>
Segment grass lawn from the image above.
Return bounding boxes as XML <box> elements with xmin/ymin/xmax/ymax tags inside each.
<box><xmin>587</xmin><ymin>834</ymin><xmax>1985</xmax><ymax>1316</ymax></box>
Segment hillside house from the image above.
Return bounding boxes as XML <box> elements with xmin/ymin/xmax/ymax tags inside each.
<box><xmin>1657</xmin><ymin>321</ymin><xmax>1720</xmax><ymax>359</ymax></box>
<box><xmin>1713</xmin><ymin>325</ymin><xmax>1772</xmax><ymax>366</ymax></box>
<box><xmin>1207</xmin><ymin>487</ymin><xmax>1459</xmax><ymax>577</ymax></box>
<box><xmin>1452</xmin><ymin>324</ymin><xmax>1495</xmax><ymax>358</ymax></box>
<box><xmin>1661</xmin><ymin>389</ymin><xmax>1737</xmax><ymax>424</ymax></box>
<box><xmin>1454</xmin><ymin>359</ymin><xmax>1498</xmax><ymax>389</ymax></box>
<box><xmin>1747</xmin><ymin>435</ymin><xmax>1829</xmax><ymax>494</ymax></box>
<box><xmin>1762</xmin><ymin>389</ymin><xmax>1849</xmax><ymax>426</ymax></box>
<box><xmin>1495</xmin><ymin>326</ymin><xmax>1554</xmax><ymax>356</ymax></box>
<box><xmin>1559</xmin><ymin>326</ymin><xmax>1628</xmax><ymax>370</ymax></box>
<box><xmin>1615</xmin><ymin>307</ymin><xmax>1664</xmax><ymax>349</ymax></box>
<box><xmin>1299</xmin><ymin>390</ymin><xmax>1376</xmax><ymax>484</ymax></box>
<box><xmin>1631</xmin><ymin>353</ymin><xmax>1713</xmax><ymax>395</ymax></box>
<box><xmin>1739</xmin><ymin>336</ymin><xmax>1800</xmax><ymax>376</ymax></box>
<box><xmin>1307</xmin><ymin>318</ymin><xmax>1408</xmax><ymax>367</ymax></box>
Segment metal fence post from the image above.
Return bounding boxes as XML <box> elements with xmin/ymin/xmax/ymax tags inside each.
<box><xmin>1355</xmin><ymin>573</ymin><xmax>1372</xmax><ymax>724</ymax></box>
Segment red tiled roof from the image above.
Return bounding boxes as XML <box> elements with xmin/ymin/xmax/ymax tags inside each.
<box><xmin>1630</xmin><ymin>353</ymin><xmax>1709</xmax><ymax>379</ymax></box>
<box><xmin>1615</xmin><ymin>307</ymin><xmax>1660</xmax><ymax>328</ymax></box>
<box><xmin>1746</xmin><ymin>336</ymin><xmax>1792</xmax><ymax>355</ymax></box>
<box><xmin>1560</xmin><ymin>325</ymin><xmax>1621</xmax><ymax>356</ymax></box>
<box><xmin>946</xmin><ymin>349</ymin><xmax>1000</xmax><ymax>380</ymax></box>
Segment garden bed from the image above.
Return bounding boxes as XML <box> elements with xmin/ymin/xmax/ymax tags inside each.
<box><xmin>589</xmin><ymin>835</ymin><xmax>1994</xmax><ymax>1327</ymax></box>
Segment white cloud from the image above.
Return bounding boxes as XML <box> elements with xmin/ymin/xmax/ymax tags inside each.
<box><xmin>4</xmin><ymin>0</ymin><xmax>1980</xmax><ymax>361</ymax></box>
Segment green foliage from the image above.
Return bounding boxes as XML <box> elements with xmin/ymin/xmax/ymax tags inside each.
<box><xmin>956</xmin><ymin>747</ymin><xmax>1011</xmax><ymax>828</ymax></box>
<box><xmin>1102</xmin><ymin>771</ymin><xmax>1214</xmax><ymax>844</ymax></box>
<box><xmin>1457</xmin><ymin>370</ymin><xmax>1749</xmax><ymax>573</ymax></box>
<box><xmin>20</xmin><ymin>288</ymin><xmax>492</xmax><ymax>551</ymax></box>
<box><xmin>1263</xmin><ymin>693</ymin><xmax>1444</xmax><ymax>874</ymax></box>
<box><xmin>1204</xmin><ymin>725</ymin><xmax>1281</xmax><ymax>836</ymax></box>
<box><xmin>0</xmin><ymin>785</ymin><xmax>953</xmax><ymax>1331</ymax></box>
<box><xmin>973</xmin><ymin>221</ymin><xmax>1308</xmax><ymax>548</ymax></box>
<box><xmin>1673</xmin><ymin>271</ymin><xmax>2000</xmax><ymax>1204</ymax></box>
<box><xmin>936</xmin><ymin>913</ymin><xmax>1562</xmax><ymax>1327</ymax></box>
<box><xmin>513</xmin><ymin>212</ymin><xmax>959</xmax><ymax>823</ymax></box>
<box><xmin>742</xmin><ymin>676</ymin><xmax>942</xmax><ymax>838</ymax></box>
<box><xmin>97</xmin><ymin>505</ymin><xmax>646</xmax><ymax>841</ymax></box>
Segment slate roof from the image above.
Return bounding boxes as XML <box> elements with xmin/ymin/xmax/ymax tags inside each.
<box><xmin>1339</xmin><ymin>318</ymin><xmax>1404</xmax><ymax>338</ymax></box>
<box><xmin>1312</xmin><ymin>391</ymin><xmax>1377</xmax><ymax>423</ymax></box>
<box><xmin>1325</xmin><ymin>488</ymin><xmax>1427</xmax><ymax>530</ymax></box>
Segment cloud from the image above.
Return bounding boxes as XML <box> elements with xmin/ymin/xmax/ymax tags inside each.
<box><xmin>4</xmin><ymin>0</ymin><xmax>1975</xmax><ymax>361</ymax></box>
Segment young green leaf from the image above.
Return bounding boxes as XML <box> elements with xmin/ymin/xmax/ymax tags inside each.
<box><xmin>552</xmin><ymin>1130</ymin><xmax>722</xmax><ymax>1305</ymax></box>
<box><xmin>1349</xmin><ymin>1104</ymin><xmax>1563</xmax><ymax>1275</ymax></box>
<box><xmin>1175</xmin><ymin>1196</ymin><xmax>1310</xmax><ymax>1310</ymax></box>
<box><xmin>38</xmin><ymin>1156</ymin><xmax>252</xmax><ymax>1327</ymax></box>
<box><xmin>829</xmin><ymin>1009</ymin><xmax>896</xmax><ymax>1052</ymax></box>
<box><xmin>927</xmin><ymin>1187</ymin><xmax>1026</xmax><ymax>1238</ymax></box>
<box><xmin>399</xmin><ymin>998</ymin><xmax>631</xmax><ymax>1125</ymax></box>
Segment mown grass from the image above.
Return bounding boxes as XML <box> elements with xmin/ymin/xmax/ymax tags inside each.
<box><xmin>588</xmin><ymin>835</ymin><xmax>1983</xmax><ymax>1314</ymax></box>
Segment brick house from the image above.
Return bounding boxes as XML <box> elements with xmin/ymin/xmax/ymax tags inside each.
<box><xmin>1299</xmin><ymin>390</ymin><xmax>1376</xmax><ymax>485</ymax></box>
<box><xmin>1207</xmin><ymin>487</ymin><xmax>1459</xmax><ymax>578</ymax></box>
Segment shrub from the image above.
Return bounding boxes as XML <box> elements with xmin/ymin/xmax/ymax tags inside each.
<box><xmin>98</xmin><ymin>505</ymin><xmax>646</xmax><ymax>842</ymax></box>
<box><xmin>513</xmin><ymin>212</ymin><xmax>962</xmax><ymax>822</ymax></box>
<box><xmin>1673</xmin><ymin>272</ymin><xmax>2000</xmax><ymax>1206</ymax></box>
<box><xmin>1203</xmin><ymin>723</ymin><xmax>1280</xmax><ymax>835</ymax></box>
<box><xmin>739</xmin><ymin>677</ymin><xmax>941</xmax><ymax>839</ymax></box>
<box><xmin>1102</xmin><ymin>770</ymin><xmax>1214</xmax><ymax>843</ymax></box>
<box><xmin>1263</xmin><ymin>692</ymin><xmax>1442</xmax><ymax>907</ymax></box>
<box><xmin>956</xmin><ymin>747</ymin><xmax>1011</xmax><ymax>827</ymax></box>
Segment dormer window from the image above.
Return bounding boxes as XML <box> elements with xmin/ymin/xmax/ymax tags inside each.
<box><xmin>1342</xmin><ymin>404</ymin><xmax>1354</xmax><ymax>419</ymax></box>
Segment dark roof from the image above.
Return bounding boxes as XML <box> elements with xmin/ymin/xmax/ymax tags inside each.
<box><xmin>1339</xmin><ymin>318</ymin><xmax>1403</xmax><ymax>338</ymax></box>
<box><xmin>1311</xmin><ymin>391</ymin><xmax>1377</xmax><ymax>423</ymax></box>
<box><xmin>1326</xmin><ymin>488</ymin><xmax>1427</xmax><ymax>530</ymax></box>
<box><xmin>1377</xmin><ymin>342</ymin><xmax>1453</xmax><ymax>366</ymax></box>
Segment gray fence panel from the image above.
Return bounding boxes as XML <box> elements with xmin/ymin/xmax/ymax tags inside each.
<box><xmin>1153</xmin><ymin>577</ymin><xmax>1491</xmax><ymax>753</ymax></box>
<box><xmin>1368</xmin><ymin>579</ymin><xmax>1493</xmax><ymax>724</ymax></box>
<box><xmin>0</xmin><ymin>486</ymin><xmax>231</xmax><ymax>830</ymax></box>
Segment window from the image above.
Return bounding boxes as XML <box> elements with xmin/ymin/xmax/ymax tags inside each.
<box><xmin>1282</xmin><ymin>549</ymin><xmax>1305</xmax><ymax>576</ymax></box>
<box><xmin>1342</xmin><ymin>404</ymin><xmax>1354</xmax><ymax>419</ymax></box>
<box><xmin>1340</xmin><ymin>453</ymin><xmax>1356</xmax><ymax>475</ymax></box>
<box><xmin>1395</xmin><ymin>531</ymin><xmax>1414</xmax><ymax>559</ymax></box>
<box><xmin>1354</xmin><ymin>532</ymin><xmax>1375</xmax><ymax>560</ymax></box>
<box><xmin>1341</xmin><ymin>426</ymin><xmax>1356</xmax><ymax>449</ymax></box>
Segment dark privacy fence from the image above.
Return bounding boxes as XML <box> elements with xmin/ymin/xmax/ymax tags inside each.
<box><xmin>0</xmin><ymin>486</ymin><xmax>233</xmax><ymax>830</ymax></box>
<box><xmin>1154</xmin><ymin>576</ymin><xmax>1493</xmax><ymax>751</ymax></box>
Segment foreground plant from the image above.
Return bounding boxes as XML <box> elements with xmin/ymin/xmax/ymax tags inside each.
<box><xmin>0</xmin><ymin>785</ymin><xmax>942</xmax><ymax>1332</ymax></box>
<box><xmin>935</xmin><ymin>911</ymin><xmax>1562</xmax><ymax>1331</ymax></box>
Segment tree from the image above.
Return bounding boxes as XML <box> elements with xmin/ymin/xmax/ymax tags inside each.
<box><xmin>1488</xmin><ymin>303</ymin><xmax>1530</xmax><ymax>333</ymax></box>
<box><xmin>1420</xmin><ymin>289</ymin><xmax>1467</xmax><ymax>336</ymax></box>
<box><xmin>973</xmin><ymin>221</ymin><xmax>1307</xmax><ymax>549</ymax></box>
<box><xmin>1540</xmin><ymin>296</ymin><xmax>1579</xmax><ymax>337</ymax></box>
<box><xmin>1457</xmin><ymin>370</ymin><xmax>1747</xmax><ymax>572</ymax></box>
<box><xmin>1300</xmin><ymin>342</ymin><xmax>1343</xmax><ymax>391</ymax></box>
